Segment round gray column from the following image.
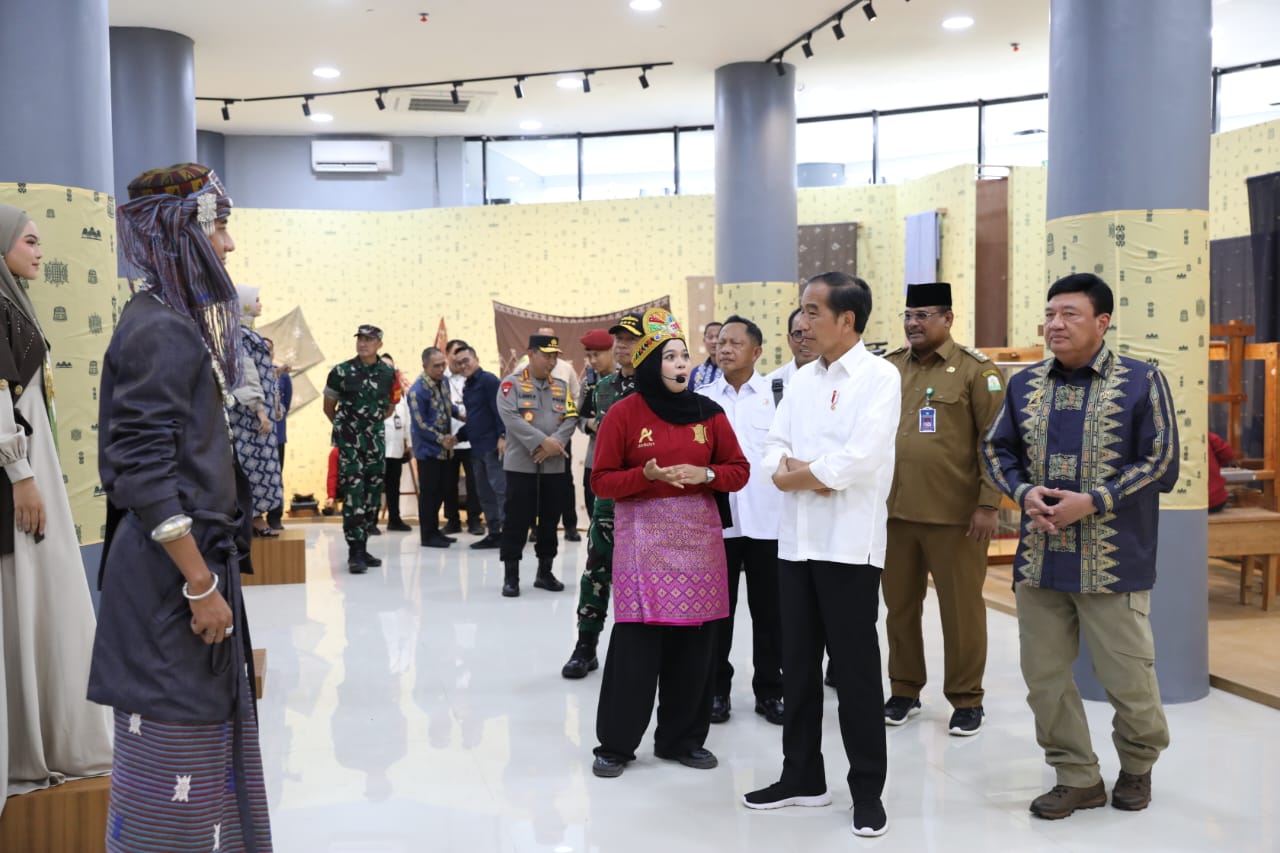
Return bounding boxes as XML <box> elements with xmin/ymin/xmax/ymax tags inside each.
<box><xmin>714</xmin><ymin>62</ymin><xmax>797</xmax><ymax>284</ymax></box>
<box><xmin>109</xmin><ymin>27</ymin><xmax>198</xmax><ymax>202</ymax></box>
<box><xmin>1048</xmin><ymin>0</ymin><xmax>1212</xmax><ymax>704</ymax></box>
<box><xmin>197</xmin><ymin>130</ymin><xmax>228</xmax><ymax>182</ymax></box>
<box><xmin>0</xmin><ymin>0</ymin><xmax>113</xmax><ymax>189</ymax></box>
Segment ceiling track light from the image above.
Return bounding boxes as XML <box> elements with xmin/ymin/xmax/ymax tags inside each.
<box><xmin>833</xmin><ymin>14</ymin><xmax>846</xmax><ymax>40</ymax></box>
<box><xmin>802</xmin><ymin>34</ymin><xmax>814</xmax><ymax>58</ymax></box>
<box><xmin>639</xmin><ymin>66</ymin><xmax>650</xmax><ymax>89</ymax></box>
<box><xmin>774</xmin><ymin>58</ymin><xmax>787</xmax><ymax>77</ymax></box>
<box><xmin>374</xmin><ymin>89</ymin><xmax>386</xmax><ymax>111</ymax></box>
<box><xmin>450</xmin><ymin>83</ymin><xmax>460</xmax><ymax>105</ymax></box>
<box><xmin>582</xmin><ymin>71</ymin><xmax>592</xmax><ymax>93</ymax></box>
<box><xmin>301</xmin><ymin>96</ymin><xmax>312</xmax><ymax>117</ymax></box>
<box><xmin>863</xmin><ymin>2</ymin><xmax>877</xmax><ymax>22</ymax></box>
<box><xmin>220</xmin><ymin>100</ymin><xmax>232</xmax><ymax>121</ymax></box>
<box><xmin>514</xmin><ymin>77</ymin><xmax>525</xmax><ymax>99</ymax></box>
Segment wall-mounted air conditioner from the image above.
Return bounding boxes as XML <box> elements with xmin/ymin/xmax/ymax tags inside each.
<box><xmin>310</xmin><ymin>139</ymin><xmax>394</xmax><ymax>173</ymax></box>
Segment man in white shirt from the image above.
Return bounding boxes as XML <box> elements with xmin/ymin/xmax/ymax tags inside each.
<box><xmin>697</xmin><ymin>315</ymin><xmax>784</xmax><ymax>726</ymax></box>
<box><xmin>743</xmin><ymin>272</ymin><xmax>901</xmax><ymax>839</ymax></box>
<box><xmin>764</xmin><ymin>306</ymin><xmax>817</xmax><ymax>394</ymax></box>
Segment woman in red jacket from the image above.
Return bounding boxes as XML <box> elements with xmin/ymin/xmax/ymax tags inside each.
<box><xmin>589</xmin><ymin>308</ymin><xmax>749</xmax><ymax>779</ymax></box>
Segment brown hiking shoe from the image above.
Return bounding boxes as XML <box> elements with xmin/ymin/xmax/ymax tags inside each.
<box><xmin>1111</xmin><ymin>770</ymin><xmax>1152</xmax><ymax>811</ymax></box>
<box><xmin>1029</xmin><ymin>781</ymin><xmax>1107</xmax><ymax>819</ymax></box>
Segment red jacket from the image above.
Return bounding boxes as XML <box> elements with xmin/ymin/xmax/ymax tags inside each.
<box><xmin>591</xmin><ymin>394</ymin><xmax>750</xmax><ymax>501</ymax></box>
<box><xmin>1208</xmin><ymin>432</ymin><xmax>1234</xmax><ymax>508</ymax></box>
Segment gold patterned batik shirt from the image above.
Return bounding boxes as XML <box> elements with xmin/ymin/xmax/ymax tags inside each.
<box><xmin>981</xmin><ymin>344</ymin><xmax>1179</xmax><ymax>593</ymax></box>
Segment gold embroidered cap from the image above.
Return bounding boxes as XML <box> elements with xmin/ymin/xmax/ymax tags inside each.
<box><xmin>631</xmin><ymin>308</ymin><xmax>685</xmax><ymax>368</ymax></box>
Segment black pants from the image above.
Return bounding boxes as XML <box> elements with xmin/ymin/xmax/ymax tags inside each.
<box><xmin>583</xmin><ymin>466</ymin><xmax>596</xmax><ymax>520</ymax></box>
<box><xmin>714</xmin><ymin>537</ymin><xmax>783</xmax><ymax>701</ymax></box>
<box><xmin>266</xmin><ymin>443</ymin><xmax>286</xmax><ymax>527</ymax></box>
<box><xmin>384</xmin><ymin>457</ymin><xmax>405</xmax><ymax>524</ymax></box>
<box><xmin>417</xmin><ymin>457</ymin><xmax>449</xmax><ymax>540</ymax></box>
<box><xmin>594</xmin><ymin>622</ymin><xmax>716</xmax><ymax>762</ymax></box>
<box><xmin>778</xmin><ymin>558</ymin><xmax>886</xmax><ymax>801</ymax></box>
<box><xmin>560</xmin><ymin>447</ymin><xmax>578</xmax><ymax>532</ymax></box>
<box><xmin>499</xmin><ymin>470</ymin><xmax>566</xmax><ymax>563</ymax></box>
<box><xmin>444</xmin><ymin>448</ymin><xmax>482</xmax><ymax>525</ymax></box>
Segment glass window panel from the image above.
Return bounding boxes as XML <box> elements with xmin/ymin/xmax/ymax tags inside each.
<box><xmin>877</xmin><ymin>107</ymin><xmax>979</xmax><ymax>184</ymax></box>
<box><xmin>463</xmin><ymin>140</ymin><xmax>485</xmax><ymax>206</ymax></box>
<box><xmin>982</xmin><ymin>99</ymin><xmax>1049</xmax><ymax>168</ymax></box>
<box><xmin>796</xmin><ymin>117</ymin><xmax>875</xmax><ymax>187</ymax></box>
<box><xmin>1217</xmin><ymin>65</ymin><xmax>1280</xmax><ymax>132</ymax></box>
<box><xmin>677</xmin><ymin>129</ymin><xmax>715</xmax><ymax>196</ymax></box>
<box><xmin>581</xmin><ymin>132</ymin><xmax>675</xmax><ymax>201</ymax></box>
<box><xmin>485</xmin><ymin>138</ymin><xmax>579</xmax><ymax>205</ymax></box>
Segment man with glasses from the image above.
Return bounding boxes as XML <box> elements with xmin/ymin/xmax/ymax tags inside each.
<box><xmin>766</xmin><ymin>307</ymin><xmax>818</xmax><ymax>397</ymax></box>
<box><xmin>881</xmin><ymin>282</ymin><xmax>1006</xmax><ymax>735</ymax></box>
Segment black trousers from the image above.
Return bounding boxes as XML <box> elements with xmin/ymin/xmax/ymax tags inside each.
<box><xmin>266</xmin><ymin>443</ymin><xmax>285</xmax><ymax>527</ymax></box>
<box><xmin>384</xmin><ymin>457</ymin><xmax>405</xmax><ymax>523</ymax></box>
<box><xmin>416</xmin><ymin>457</ymin><xmax>449</xmax><ymax>540</ymax></box>
<box><xmin>594</xmin><ymin>622</ymin><xmax>716</xmax><ymax>762</ymax></box>
<box><xmin>714</xmin><ymin>536</ymin><xmax>783</xmax><ymax>701</ymax></box>
<box><xmin>444</xmin><ymin>448</ymin><xmax>482</xmax><ymax>525</ymax></box>
<box><xmin>499</xmin><ymin>470</ymin><xmax>565</xmax><ymax>563</ymax></box>
<box><xmin>583</xmin><ymin>466</ymin><xmax>596</xmax><ymax>519</ymax></box>
<box><xmin>560</xmin><ymin>447</ymin><xmax>578</xmax><ymax>531</ymax></box>
<box><xmin>778</xmin><ymin>558</ymin><xmax>886</xmax><ymax>801</ymax></box>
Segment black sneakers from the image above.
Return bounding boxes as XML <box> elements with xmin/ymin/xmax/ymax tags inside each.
<box><xmin>883</xmin><ymin>696</ymin><xmax>922</xmax><ymax>726</ymax></box>
<box><xmin>948</xmin><ymin>706</ymin><xmax>984</xmax><ymax>736</ymax></box>
<box><xmin>592</xmin><ymin>755</ymin><xmax>625</xmax><ymax>778</ymax></box>
<box><xmin>654</xmin><ymin>747</ymin><xmax>718</xmax><ymax>770</ymax></box>
<box><xmin>851</xmin><ymin>798</ymin><xmax>889</xmax><ymax>837</ymax></box>
<box><xmin>742</xmin><ymin>781</ymin><xmax>832</xmax><ymax>810</ymax></box>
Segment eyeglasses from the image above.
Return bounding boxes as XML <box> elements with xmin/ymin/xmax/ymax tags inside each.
<box><xmin>788</xmin><ymin>330</ymin><xmax>804</xmax><ymax>341</ymax></box>
<box><xmin>899</xmin><ymin>310</ymin><xmax>944</xmax><ymax>323</ymax></box>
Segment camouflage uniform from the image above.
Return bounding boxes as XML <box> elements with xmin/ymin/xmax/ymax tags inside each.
<box><xmin>575</xmin><ymin>371</ymin><xmax>637</xmax><ymax>634</ymax></box>
<box><xmin>325</xmin><ymin>357</ymin><xmax>396</xmax><ymax>545</ymax></box>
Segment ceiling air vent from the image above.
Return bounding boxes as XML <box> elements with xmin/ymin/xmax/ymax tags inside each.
<box><xmin>392</xmin><ymin>89</ymin><xmax>493</xmax><ymax>114</ymax></box>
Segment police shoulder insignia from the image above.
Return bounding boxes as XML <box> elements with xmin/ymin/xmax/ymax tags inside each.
<box><xmin>962</xmin><ymin>346</ymin><xmax>991</xmax><ymax>363</ymax></box>
<box><xmin>500</xmin><ymin>381</ymin><xmax>513</xmax><ymax>397</ymax></box>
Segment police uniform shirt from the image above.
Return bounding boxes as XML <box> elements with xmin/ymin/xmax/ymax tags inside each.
<box><xmin>884</xmin><ymin>337</ymin><xmax>1006</xmax><ymax>526</ymax></box>
<box><xmin>496</xmin><ymin>367</ymin><xmax>579</xmax><ymax>474</ymax></box>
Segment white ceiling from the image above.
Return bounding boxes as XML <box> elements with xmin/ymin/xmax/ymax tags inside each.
<box><xmin>107</xmin><ymin>0</ymin><xmax>1280</xmax><ymax>139</ymax></box>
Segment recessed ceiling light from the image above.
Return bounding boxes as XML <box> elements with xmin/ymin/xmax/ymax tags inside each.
<box><xmin>519</xmin><ymin>120</ymin><xmax>543</xmax><ymax>131</ymax></box>
<box><xmin>630</xmin><ymin>0</ymin><xmax>662</xmax><ymax>11</ymax></box>
<box><xmin>310</xmin><ymin>112</ymin><xmax>334</xmax><ymax>123</ymax></box>
<box><xmin>942</xmin><ymin>16</ymin><xmax>974</xmax><ymax>30</ymax></box>
<box><xmin>557</xmin><ymin>77</ymin><xmax>582</xmax><ymax>90</ymax></box>
<box><xmin>313</xmin><ymin>66</ymin><xmax>341</xmax><ymax>79</ymax></box>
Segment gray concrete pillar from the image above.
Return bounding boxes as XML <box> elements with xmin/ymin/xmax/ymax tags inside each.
<box><xmin>197</xmin><ymin>130</ymin><xmax>228</xmax><ymax>184</ymax></box>
<box><xmin>0</xmin><ymin>0</ymin><xmax>113</xmax><ymax>189</ymax></box>
<box><xmin>714</xmin><ymin>62</ymin><xmax>797</xmax><ymax>285</ymax></box>
<box><xmin>1047</xmin><ymin>0</ymin><xmax>1212</xmax><ymax>703</ymax></box>
<box><xmin>109</xmin><ymin>27</ymin><xmax>198</xmax><ymax>202</ymax></box>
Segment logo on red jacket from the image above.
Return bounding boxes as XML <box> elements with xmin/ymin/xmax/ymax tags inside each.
<box><xmin>500</xmin><ymin>380</ymin><xmax>513</xmax><ymax>398</ymax></box>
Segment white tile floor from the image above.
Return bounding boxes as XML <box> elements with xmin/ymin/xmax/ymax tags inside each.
<box><xmin>244</xmin><ymin>524</ymin><xmax>1280</xmax><ymax>852</ymax></box>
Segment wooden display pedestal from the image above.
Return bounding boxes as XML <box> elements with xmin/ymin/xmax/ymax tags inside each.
<box><xmin>1</xmin><ymin>775</ymin><xmax>111</xmax><ymax>853</ymax></box>
<box><xmin>245</xmin><ymin>527</ymin><xmax>306</xmax><ymax>586</ymax></box>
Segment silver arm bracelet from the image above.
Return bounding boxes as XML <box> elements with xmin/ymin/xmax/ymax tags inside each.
<box><xmin>150</xmin><ymin>514</ymin><xmax>194</xmax><ymax>543</ymax></box>
<box><xmin>182</xmin><ymin>572</ymin><xmax>220</xmax><ymax>601</ymax></box>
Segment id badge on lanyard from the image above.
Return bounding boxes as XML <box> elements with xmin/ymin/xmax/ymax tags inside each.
<box><xmin>919</xmin><ymin>386</ymin><xmax>936</xmax><ymax>434</ymax></box>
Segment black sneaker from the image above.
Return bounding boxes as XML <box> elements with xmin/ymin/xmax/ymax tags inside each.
<box><xmin>470</xmin><ymin>535</ymin><xmax>501</xmax><ymax>550</ymax></box>
<box><xmin>742</xmin><ymin>781</ymin><xmax>832</xmax><ymax>810</ymax></box>
<box><xmin>592</xmin><ymin>755</ymin><xmax>625</xmax><ymax>778</ymax></box>
<box><xmin>851</xmin><ymin>798</ymin><xmax>889</xmax><ymax>837</ymax></box>
<box><xmin>467</xmin><ymin>522</ymin><xmax>485</xmax><ymax>535</ymax></box>
<box><xmin>655</xmin><ymin>747</ymin><xmax>718</xmax><ymax>770</ymax></box>
<box><xmin>948</xmin><ymin>706</ymin><xmax>984</xmax><ymax>737</ymax></box>
<box><xmin>387</xmin><ymin>520</ymin><xmax>412</xmax><ymax>532</ymax></box>
<box><xmin>443</xmin><ymin>521</ymin><xmax>463</xmax><ymax>535</ymax></box>
<box><xmin>561</xmin><ymin>642</ymin><xmax>599</xmax><ymax>679</ymax></box>
<box><xmin>884</xmin><ymin>696</ymin><xmax>922</xmax><ymax>726</ymax></box>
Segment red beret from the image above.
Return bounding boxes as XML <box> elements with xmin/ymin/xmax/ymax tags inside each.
<box><xmin>580</xmin><ymin>329</ymin><xmax>613</xmax><ymax>351</ymax></box>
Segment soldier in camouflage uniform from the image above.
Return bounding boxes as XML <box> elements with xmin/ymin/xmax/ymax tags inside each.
<box><xmin>324</xmin><ymin>324</ymin><xmax>397</xmax><ymax>573</ymax></box>
<box><xmin>561</xmin><ymin>313</ymin><xmax>642</xmax><ymax>678</ymax></box>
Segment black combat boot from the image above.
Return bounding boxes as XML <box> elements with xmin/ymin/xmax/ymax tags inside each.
<box><xmin>533</xmin><ymin>557</ymin><xmax>564</xmax><ymax>592</ymax></box>
<box><xmin>502</xmin><ymin>561</ymin><xmax>520</xmax><ymax>597</ymax></box>
<box><xmin>561</xmin><ymin>632</ymin><xmax>599</xmax><ymax>679</ymax></box>
<box><xmin>347</xmin><ymin>544</ymin><xmax>368</xmax><ymax>574</ymax></box>
<box><xmin>362</xmin><ymin>542</ymin><xmax>383</xmax><ymax>568</ymax></box>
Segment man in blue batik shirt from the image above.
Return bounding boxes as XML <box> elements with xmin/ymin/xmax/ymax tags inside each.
<box><xmin>982</xmin><ymin>273</ymin><xmax>1179</xmax><ymax>822</ymax></box>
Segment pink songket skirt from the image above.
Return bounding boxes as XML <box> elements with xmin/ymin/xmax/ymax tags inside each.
<box><xmin>611</xmin><ymin>492</ymin><xmax>729</xmax><ymax>626</ymax></box>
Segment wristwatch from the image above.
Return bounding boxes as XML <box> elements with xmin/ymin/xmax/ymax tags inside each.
<box><xmin>705</xmin><ymin>467</ymin><xmax>716</xmax><ymax>484</ymax></box>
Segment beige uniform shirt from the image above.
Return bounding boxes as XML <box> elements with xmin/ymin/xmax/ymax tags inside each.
<box><xmin>885</xmin><ymin>337</ymin><xmax>1006</xmax><ymax>525</ymax></box>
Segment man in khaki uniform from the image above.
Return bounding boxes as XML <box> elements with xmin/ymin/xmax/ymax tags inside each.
<box><xmin>882</xmin><ymin>282</ymin><xmax>1006</xmax><ymax>736</ymax></box>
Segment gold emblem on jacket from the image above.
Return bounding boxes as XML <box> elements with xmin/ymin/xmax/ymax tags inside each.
<box><xmin>691</xmin><ymin>424</ymin><xmax>708</xmax><ymax>444</ymax></box>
